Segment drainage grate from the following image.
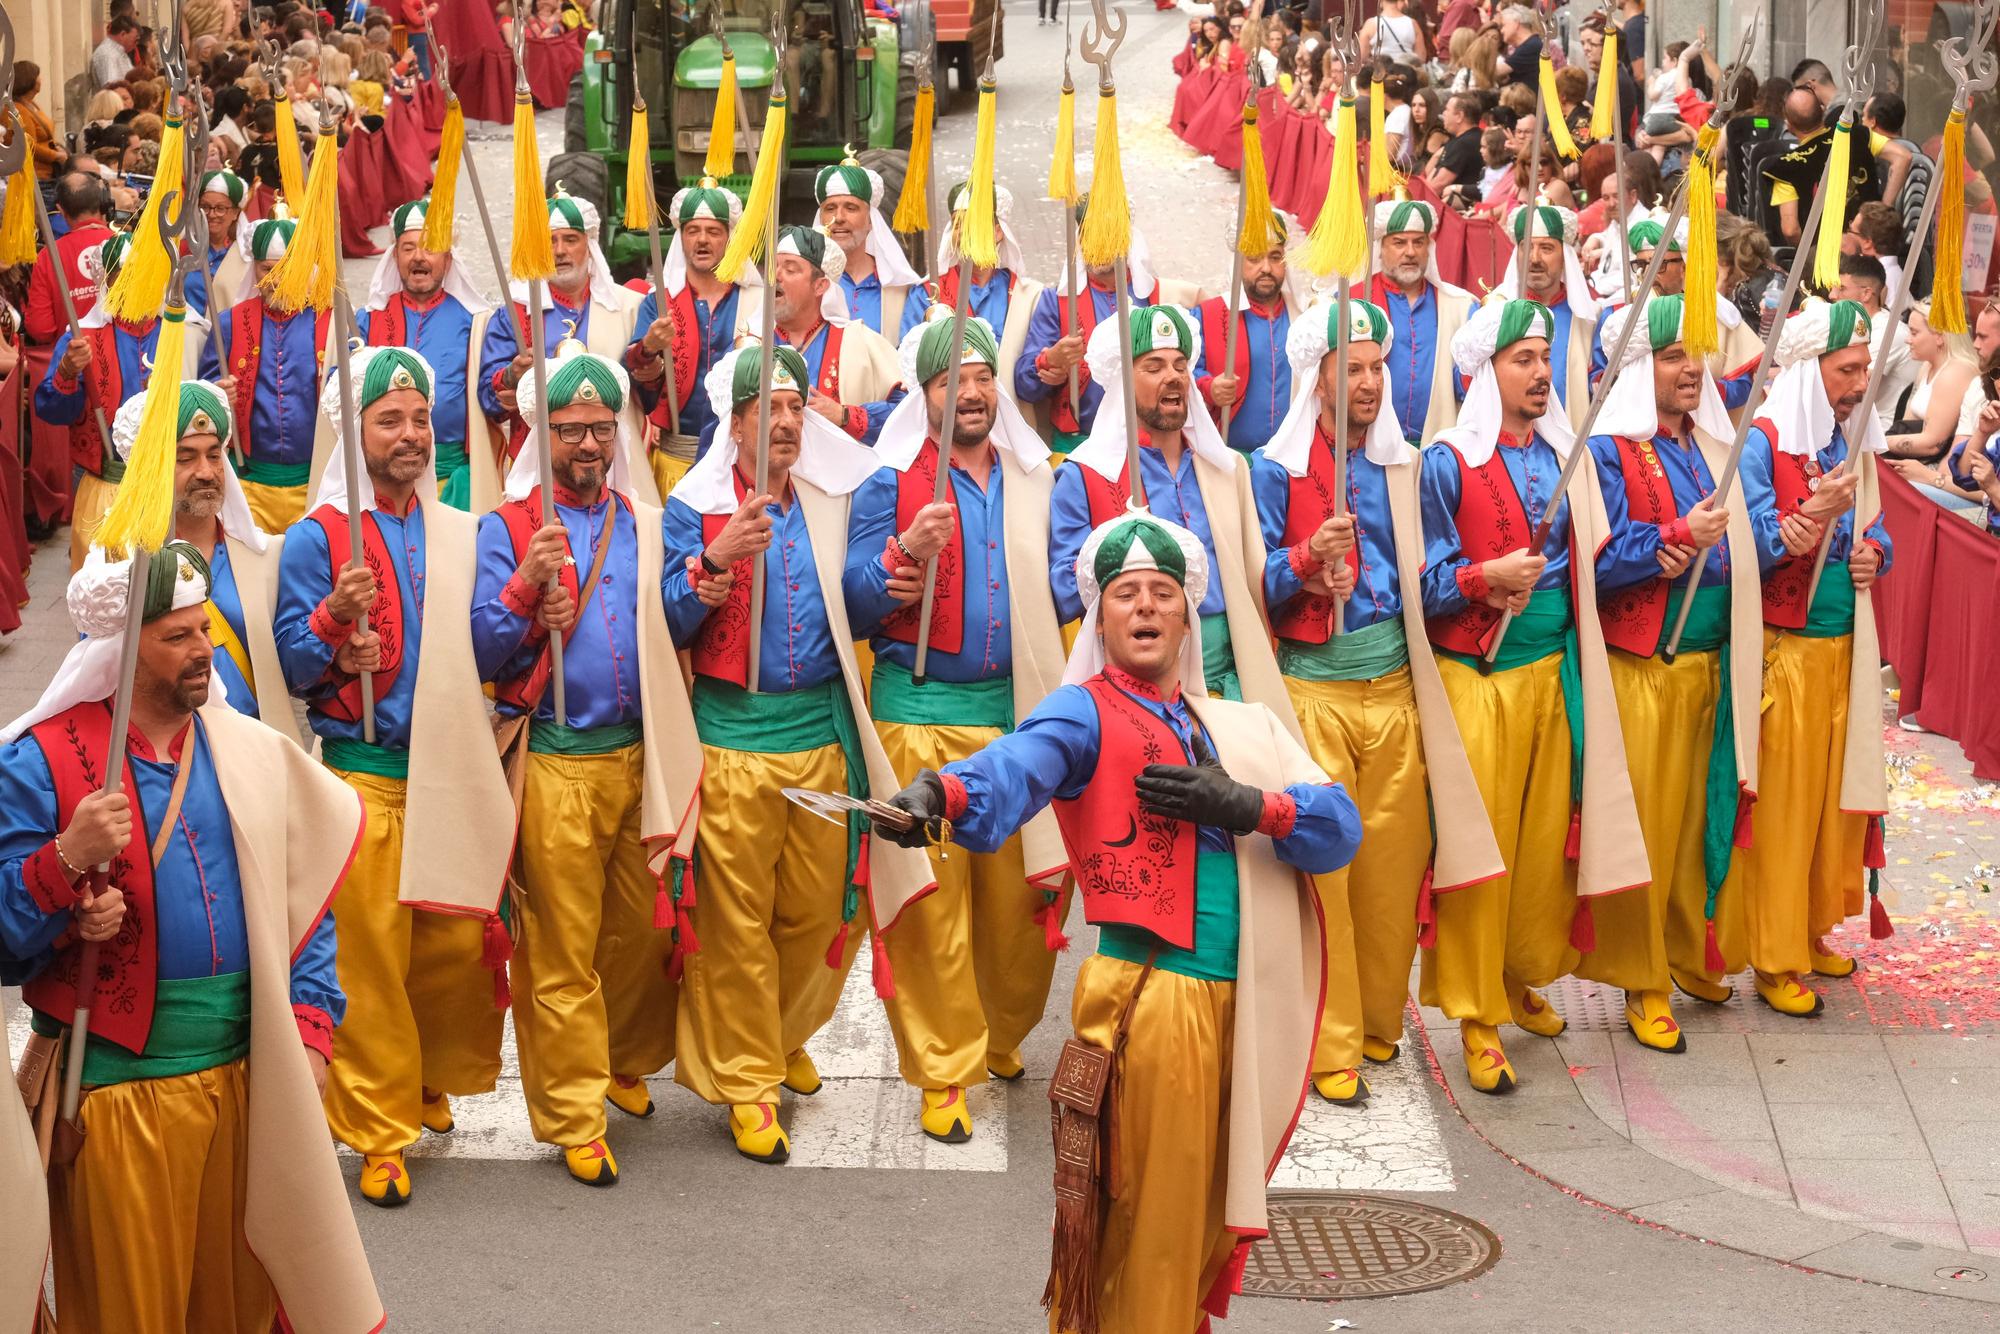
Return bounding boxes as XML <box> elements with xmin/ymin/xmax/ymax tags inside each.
<box><xmin>1241</xmin><ymin>1193</ymin><xmax>1501</xmax><ymax>1299</ymax></box>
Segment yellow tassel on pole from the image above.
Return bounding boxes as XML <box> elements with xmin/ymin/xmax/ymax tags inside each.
<box><xmin>1590</xmin><ymin>31</ymin><xmax>1620</xmax><ymax>142</ymax></box>
<box><xmin>624</xmin><ymin>100</ymin><xmax>654</xmax><ymax>230</ymax></box>
<box><xmin>1079</xmin><ymin>88</ymin><xmax>1130</xmax><ymax>269</ymax></box>
<box><xmin>94</xmin><ymin>304</ymin><xmax>187</xmax><ymax>557</ymax></box>
<box><xmin>1303</xmin><ymin>96</ymin><xmax>1365</xmax><ymax>279</ymax></box>
<box><xmin>104</xmin><ymin>111</ymin><xmax>185</xmax><ymax>322</ymax></box>
<box><xmin>704</xmin><ymin>54</ymin><xmax>739</xmax><ymax>179</ymax></box>
<box><xmin>1813</xmin><ymin>120</ymin><xmax>1853</xmax><ymax>291</ymax></box>
<box><xmin>420</xmin><ymin>96</ymin><xmax>465</xmax><ymax>252</ymax></box>
<box><xmin>273</xmin><ymin>92</ymin><xmax>307</xmax><ymax>207</ymax></box>
<box><xmin>1683</xmin><ymin>125</ymin><xmax>1721</xmax><ymax>358</ymax></box>
<box><xmin>1368</xmin><ymin>76</ymin><xmax>1404</xmax><ymax>199</ymax></box>
<box><xmin>1047</xmin><ymin>78</ymin><xmax>1077</xmax><ymax>203</ymax></box>
<box><xmin>1239</xmin><ymin>101</ymin><xmax>1280</xmax><ymax>256</ymax></box>
<box><xmin>716</xmin><ymin>88</ymin><xmax>787</xmax><ymax>282</ymax></box>
<box><xmin>262</xmin><ymin>128</ymin><xmax>340</xmax><ymax>313</ymax></box>
<box><xmin>1932</xmin><ymin>107</ymin><xmax>1969</xmax><ymax>334</ymax></box>
<box><xmin>510</xmin><ymin>92</ymin><xmax>556</xmax><ymax>281</ymax></box>
<box><xmin>0</xmin><ymin>122</ymin><xmax>35</xmax><ymax>267</ymax></box>
<box><xmin>893</xmin><ymin>82</ymin><xmax>935</xmax><ymax>232</ymax></box>
<box><xmin>961</xmin><ymin>78</ymin><xmax>1000</xmax><ymax>270</ymax></box>
<box><xmin>1540</xmin><ymin>56</ymin><xmax>1579</xmax><ymax>159</ymax></box>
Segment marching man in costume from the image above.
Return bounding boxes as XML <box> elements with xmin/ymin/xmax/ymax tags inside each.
<box><xmin>1732</xmin><ymin>298</ymin><xmax>1892</xmax><ymax>1017</ymax></box>
<box><xmin>1051</xmin><ymin>305</ymin><xmax>1291</xmax><ymax>715</ymax></box>
<box><xmin>873</xmin><ymin>510</ymin><xmax>1361</xmax><ymax>1334</ymax></box>
<box><xmin>1577</xmin><ymin>295</ymin><xmax>1765</xmax><ymax>1050</ymax></box>
<box><xmin>626</xmin><ymin>178</ymin><xmax>764</xmax><ymax>492</ymax></box>
<box><xmin>200</xmin><ymin>217</ymin><xmax>332</xmax><ymax>534</ymax></box>
<box><xmin>1495</xmin><ymin>201</ymin><xmax>1602</xmax><ymax>428</ymax></box>
<box><xmin>1417</xmin><ymin>297</ymin><xmax>1647</xmax><ymax>1093</ymax></box>
<box><xmin>662</xmin><ymin>345</ymin><xmax>933</xmax><ymax>1164</ymax></box>
<box><xmin>355</xmin><ymin>199</ymin><xmax>501</xmax><ymax>512</ymax></box>
<box><xmin>479</xmin><ymin>188</ymin><xmax>655</xmax><ymax>501</ymax></box>
<box><xmin>898</xmin><ymin>181</ymin><xmax>1047</xmax><ymax>396</ymax></box>
<box><xmin>189</xmin><ymin>168</ymin><xmax>251</xmax><ymax>317</ymax></box>
<box><xmin>1589</xmin><ymin>216</ymin><xmax>1759</xmax><ymax>406</ymax></box>
<box><xmin>1252</xmin><ymin>298</ymin><xmax>1504</xmax><ymax>1099</ymax></box>
<box><xmin>471</xmin><ymin>347</ymin><xmax>702</xmax><ymax>1185</ymax></box>
<box><xmin>1195</xmin><ymin>219</ymin><xmax>1302</xmax><ymax>453</ymax></box>
<box><xmin>1371</xmin><ymin>198</ymin><xmax>1476</xmax><ymax>445</ymax></box>
<box><xmin>842</xmin><ymin>314</ymin><xmax>1068</xmax><ymax>1135</ymax></box>
<box><xmin>0</xmin><ymin>541</ymin><xmax>383</xmax><ymax>1333</ymax></box>
<box><xmin>814</xmin><ymin>149</ymin><xmax>926</xmax><ymax>336</ymax></box>
<box><xmin>275</xmin><ymin>346</ymin><xmax>515</xmax><ymax>1205</ymax></box>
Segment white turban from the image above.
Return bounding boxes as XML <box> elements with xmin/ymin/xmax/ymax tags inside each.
<box><xmin>1434</xmin><ymin>298</ymin><xmax>1577</xmax><ymax>467</ymax></box>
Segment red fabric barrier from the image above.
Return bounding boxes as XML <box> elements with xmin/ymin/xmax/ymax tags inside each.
<box><xmin>433</xmin><ymin>0</ymin><xmax>517</xmax><ymax>123</ymax></box>
<box><xmin>521</xmin><ymin>28</ymin><xmax>585</xmax><ymax>112</ymax></box>
<box><xmin>339</xmin><ymin>129</ymin><xmax>390</xmax><ymax>256</ymax></box>
<box><xmin>380</xmin><ymin>98</ymin><xmax>436</xmax><ymax>209</ymax></box>
<box><xmin>1876</xmin><ymin>469</ymin><xmax>2000</xmax><ymax>779</ymax></box>
<box><xmin>0</xmin><ymin>356</ymin><xmax>31</xmax><ymax>633</ymax></box>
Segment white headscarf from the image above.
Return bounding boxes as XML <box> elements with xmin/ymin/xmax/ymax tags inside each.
<box><xmin>776</xmin><ymin>226</ymin><xmax>852</xmax><ymax>326</ymax></box>
<box><xmin>1592</xmin><ymin>299</ymin><xmax>1735</xmax><ymax>443</ymax></box>
<box><xmin>1061</xmin><ymin>511</ymin><xmax>1210</xmax><ymax>696</ymax></box>
<box><xmin>1371</xmin><ymin>199</ymin><xmax>1476</xmax><ymax>299</ymax></box>
<box><xmin>1067</xmin><ymin>308</ymin><xmax>1238</xmax><ymax>482</ymax></box>
<box><xmin>874</xmin><ymin>314</ymin><xmax>1051</xmax><ymax>473</ymax></box>
<box><xmin>1260</xmin><ymin>300</ymin><xmax>1412</xmax><ymax>477</ymax></box>
<box><xmin>670</xmin><ymin>345</ymin><xmax>883</xmax><ymax>515</ymax></box>
<box><xmin>814</xmin><ymin>159</ymin><xmax>925</xmax><ymax>290</ymax></box>
<box><xmin>936</xmin><ymin>182</ymin><xmax>1028</xmax><ymax>279</ymax></box>
<box><xmin>503</xmin><ymin>348</ymin><xmax>637</xmax><ymax>501</ymax></box>
<box><xmin>506</xmin><ymin>192</ymin><xmax>623</xmax><ymax>318</ymax></box>
<box><xmin>366</xmin><ymin>201</ymin><xmax>496</xmax><ymax>315</ymax></box>
<box><xmin>1494</xmin><ymin>202</ymin><xmax>1602</xmax><ymax>321</ymax></box>
<box><xmin>1434</xmin><ymin>298</ymin><xmax>1578</xmax><ymax>467</ymax></box>
<box><xmin>110</xmin><ymin>385</ymin><xmax>271</xmax><ymax>554</ymax></box>
<box><xmin>1761</xmin><ymin>299</ymin><xmax>1889</xmax><ymax>458</ymax></box>
<box><xmin>311</xmin><ymin>346</ymin><xmax>442</xmax><ymax>515</ymax></box>
<box><xmin>662</xmin><ymin>184</ymin><xmax>763</xmax><ymax>297</ymax></box>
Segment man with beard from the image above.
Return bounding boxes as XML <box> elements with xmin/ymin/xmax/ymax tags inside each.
<box><xmin>661</xmin><ymin>345</ymin><xmax>932</xmax><ymax>1163</ymax></box>
<box><xmin>1730</xmin><ymin>299</ymin><xmax>1892</xmax><ymax>1017</ymax></box>
<box><xmin>1051</xmin><ymin>306</ymin><xmax>1293</xmax><ymax>723</ymax></box>
<box><xmin>354</xmin><ymin>199</ymin><xmax>501</xmax><ymax>511</ymax></box>
<box><xmin>201</xmin><ymin>217</ymin><xmax>333</xmax><ymax>533</ymax></box>
<box><xmin>185</xmin><ymin>169</ymin><xmax>251</xmax><ymax>317</ymax></box>
<box><xmin>1494</xmin><ymin>202</ymin><xmax>1601</xmax><ymax>430</ymax></box>
<box><xmin>1418</xmin><ymin>298</ymin><xmax>1645</xmax><ymax>1094</ymax></box>
<box><xmin>0</xmin><ymin>540</ymin><xmax>383</xmax><ymax>1333</ymax></box>
<box><xmin>625</xmin><ymin>180</ymin><xmax>764</xmax><ymax>494</ymax></box>
<box><xmin>275</xmin><ymin>347</ymin><xmax>515</xmax><ymax>1205</ymax></box>
<box><xmin>1588</xmin><ymin>217</ymin><xmax>1760</xmax><ymax>404</ymax></box>
<box><xmin>478</xmin><ymin>189</ymin><xmax>654</xmax><ymax>501</ymax></box>
<box><xmin>1014</xmin><ymin>203</ymin><xmax>1200</xmax><ymax>452</ymax></box>
<box><xmin>471</xmin><ymin>347</ymin><xmax>701</xmax><ymax>1186</ymax></box>
<box><xmin>813</xmin><ymin>152</ymin><xmax>925</xmax><ymax>336</ymax></box>
<box><xmin>897</xmin><ymin>182</ymin><xmax>1047</xmax><ymax>406</ymax></box>
<box><xmin>1252</xmin><ymin>299</ymin><xmax>1502</xmax><ymax>1101</ymax></box>
<box><xmin>1370</xmin><ymin>199</ymin><xmax>1477</xmax><ymax>446</ymax></box>
<box><xmin>1578</xmin><ymin>296</ymin><xmax>1765</xmax><ymax>1052</ymax></box>
<box><xmin>1194</xmin><ymin>227</ymin><xmax>1300</xmax><ymax>453</ymax></box>
<box><xmin>841</xmin><ymin>315</ymin><xmax>1067</xmax><ymax>1138</ymax></box>
<box><xmin>1764</xmin><ymin>87</ymin><xmax>1877</xmax><ymax>247</ymax></box>
<box><xmin>872</xmin><ymin>509</ymin><xmax>1357</xmax><ymax>1334</ymax></box>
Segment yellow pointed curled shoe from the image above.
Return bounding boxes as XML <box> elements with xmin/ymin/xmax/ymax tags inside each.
<box><xmin>420</xmin><ymin>1089</ymin><xmax>454</xmax><ymax>1135</ymax></box>
<box><xmin>986</xmin><ymin>1049</ymin><xmax>1026</xmax><ymax>1082</ymax></box>
<box><xmin>920</xmin><ymin>1086</ymin><xmax>973</xmax><ymax>1144</ymax></box>
<box><xmin>1507</xmin><ymin>981</ymin><xmax>1567</xmax><ymax>1038</ymax></box>
<box><xmin>563</xmin><ymin>1138</ymin><xmax>619</xmax><ymax>1186</ymax></box>
<box><xmin>606</xmin><ymin>1075</ymin><xmax>655</xmax><ymax>1118</ymax></box>
<box><xmin>1361</xmin><ymin>1036</ymin><xmax>1401</xmax><ymax>1064</ymax></box>
<box><xmin>1623</xmin><ymin>990</ymin><xmax>1687</xmax><ymax>1054</ymax></box>
<box><xmin>1809</xmin><ymin>938</ymin><xmax>1857</xmax><ymax>978</ymax></box>
<box><xmin>1754</xmin><ymin>970</ymin><xmax>1824</xmax><ymax>1018</ymax></box>
<box><xmin>358</xmin><ymin>1152</ymin><xmax>411</xmax><ymax>1207</ymax></box>
<box><xmin>1313</xmin><ymin>1067</ymin><xmax>1371</xmax><ymax>1105</ymax></box>
<box><xmin>1460</xmin><ymin>1021</ymin><xmax>1517</xmax><ymax>1095</ymax></box>
<box><xmin>1672</xmin><ymin>967</ymin><xmax>1734</xmax><ymax>1005</ymax></box>
<box><xmin>729</xmin><ymin>1103</ymin><xmax>791</xmax><ymax>1164</ymax></box>
<box><xmin>782</xmin><ymin>1049</ymin><xmax>822</xmax><ymax>1097</ymax></box>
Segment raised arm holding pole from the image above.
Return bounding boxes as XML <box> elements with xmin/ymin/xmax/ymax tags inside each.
<box><xmin>744</xmin><ymin>15</ymin><xmax>789</xmax><ymax>694</ymax></box>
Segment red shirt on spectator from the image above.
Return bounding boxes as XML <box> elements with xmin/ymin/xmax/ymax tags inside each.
<box><xmin>401</xmin><ymin>0</ymin><xmax>434</xmax><ymax>27</ymax></box>
<box><xmin>24</xmin><ymin>220</ymin><xmax>113</xmax><ymax>346</ymax></box>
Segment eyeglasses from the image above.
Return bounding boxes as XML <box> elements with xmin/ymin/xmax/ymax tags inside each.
<box><xmin>553</xmin><ymin>421</ymin><xmax>619</xmax><ymax>445</ymax></box>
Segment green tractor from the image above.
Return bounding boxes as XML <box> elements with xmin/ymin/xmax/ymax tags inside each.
<box><xmin>557</xmin><ymin>0</ymin><xmax>927</xmax><ymax>275</ymax></box>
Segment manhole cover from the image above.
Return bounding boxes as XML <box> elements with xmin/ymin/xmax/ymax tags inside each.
<box><xmin>1938</xmin><ymin>1266</ymin><xmax>1988</xmax><ymax>1282</ymax></box>
<box><xmin>1241</xmin><ymin>1193</ymin><xmax>1501</xmax><ymax>1299</ymax></box>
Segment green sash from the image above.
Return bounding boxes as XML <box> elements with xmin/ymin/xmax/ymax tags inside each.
<box><xmin>34</xmin><ymin>971</ymin><xmax>251</xmax><ymax>1087</ymax></box>
<box><xmin>1702</xmin><ymin>647</ymin><xmax>1743</xmax><ymax>918</ymax></box>
<box><xmin>1052</xmin><ymin>428</ymin><xmax>1088</xmax><ymax>459</ymax></box>
<box><xmin>322</xmin><ymin>736</ymin><xmax>410</xmax><ymax>779</ymax></box>
<box><xmin>1098</xmin><ymin>851</ymin><xmax>1240</xmax><ymax>981</ymax></box>
<box><xmin>1799</xmin><ymin>561</ymin><xmax>1857</xmax><ymax>637</ymax></box>
<box><xmin>1200</xmin><ymin>614</ymin><xmax>1242</xmax><ymax>701</ymax></box>
<box><xmin>239</xmin><ymin>457</ymin><xmax>313</xmax><ymax>489</ymax></box>
<box><xmin>98</xmin><ymin>454</ymin><xmax>126</xmax><ymax>485</ymax></box>
<box><xmin>434</xmin><ymin>441</ymin><xmax>471</xmax><ymax>511</ymax></box>
<box><xmin>1279</xmin><ymin>617</ymin><xmax>1410</xmax><ymax>682</ymax></box>
<box><xmin>870</xmin><ymin>658</ymin><xmax>1013</xmax><ymax>730</ymax></box>
<box><xmin>1660</xmin><ymin>584</ymin><xmax>1730</xmax><ymax>654</ymax></box>
<box><xmin>528</xmin><ymin>718</ymin><xmax>644</xmax><ymax>755</ymax></box>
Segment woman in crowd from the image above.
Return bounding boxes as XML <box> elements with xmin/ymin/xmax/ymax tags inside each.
<box><xmin>10</xmin><ymin>63</ymin><xmax>64</xmax><ymax>182</ymax></box>
<box><xmin>1360</xmin><ymin>0</ymin><xmax>1429</xmax><ymax>63</ymax></box>
<box><xmin>1409</xmin><ymin>86</ymin><xmax>1449</xmax><ymax>160</ymax></box>
<box><xmin>1288</xmin><ymin>37</ymin><xmax>1325</xmax><ymax>113</ymax></box>
<box><xmin>1886</xmin><ymin>303</ymin><xmax>1983</xmax><ymax>471</ymax></box>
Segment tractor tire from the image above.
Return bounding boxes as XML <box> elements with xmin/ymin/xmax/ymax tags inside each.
<box><xmin>546</xmin><ymin>150</ymin><xmax>609</xmax><ymax>221</ymax></box>
<box><xmin>895</xmin><ymin>54</ymin><xmax>919</xmax><ymax>146</ymax></box>
<box><xmin>855</xmin><ymin>147</ymin><xmax>923</xmax><ymax>271</ymax></box>
<box><xmin>563</xmin><ymin>77</ymin><xmax>586</xmax><ymax>154</ymax></box>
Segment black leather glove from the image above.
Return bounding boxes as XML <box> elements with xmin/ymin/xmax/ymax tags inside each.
<box><xmin>1134</xmin><ymin>737</ymin><xmax>1265</xmax><ymax>835</ymax></box>
<box><xmin>875</xmin><ymin>769</ymin><xmax>947</xmax><ymax>848</ymax></box>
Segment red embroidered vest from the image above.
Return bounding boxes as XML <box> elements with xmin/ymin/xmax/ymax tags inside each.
<box><xmin>68</xmin><ymin>323</ymin><xmax>133</xmax><ymax>476</ymax></box>
<box><xmin>643</xmin><ymin>284</ymin><xmax>706</xmax><ymax>429</ymax></box>
<box><xmin>1597</xmin><ymin>433</ymin><xmax>1681</xmax><ymax>654</ymax></box>
<box><xmin>22</xmin><ymin>702</ymin><xmax>165</xmax><ymax>1054</ymax></box>
<box><xmin>307</xmin><ymin>505</ymin><xmax>409</xmax><ymax>719</ymax></box>
<box><xmin>1425</xmin><ymin>440</ymin><xmax>1534</xmax><ymax>657</ymax></box>
<box><xmin>688</xmin><ymin>471</ymin><xmax>756</xmax><ymax>687</ymax></box>
<box><xmin>1753</xmin><ymin>418</ymin><xmax>1824</xmax><ymax>629</ymax></box>
<box><xmin>1271</xmin><ymin>425</ymin><xmax>1361</xmax><ymax>645</ymax></box>
<box><xmin>491</xmin><ymin>487</ymin><xmax>630</xmax><ymax>710</ymax></box>
<box><xmin>877</xmin><ymin>440</ymin><xmax>965</xmax><ymax>654</ymax></box>
<box><xmin>1195</xmin><ymin>295</ymin><xmax>1278</xmax><ymax>427</ymax></box>
<box><xmin>1051</xmin><ymin>675</ymin><xmax>1200</xmax><ymax>949</ymax></box>
<box><xmin>776</xmin><ymin>322</ymin><xmax>844</xmax><ymax>401</ymax></box>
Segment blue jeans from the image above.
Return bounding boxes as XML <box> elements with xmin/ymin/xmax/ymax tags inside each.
<box><xmin>409</xmin><ymin>32</ymin><xmax>433</xmax><ymax>80</ymax></box>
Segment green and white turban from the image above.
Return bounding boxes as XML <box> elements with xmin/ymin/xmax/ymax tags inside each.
<box><xmin>506</xmin><ymin>349</ymin><xmax>635</xmax><ymax>501</ymax></box>
<box><xmin>1762</xmin><ymin>298</ymin><xmax>1887</xmax><ymax>459</ymax></box>
<box><xmin>875</xmin><ymin>311</ymin><xmax>1050</xmax><ymax>473</ymax></box>
<box><xmin>1626</xmin><ymin>217</ymin><xmax>1685</xmax><ymax>256</ymax></box>
<box><xmin>200</xmin><ymin>169</ymin><xmax>248</xmax><ymax>207</ymax></box>
<box><xmin>83</xmin><ymin>232</ymin><xmax>131</xmax><ymax>286</ymax></box>
<box><xmin>811</xmin><ymin>148</ymin><xmax>924</xmax><ymax>291</ymax></box>
<box><xmin>904</xmin><ymin>311</ymin><xmax>1000</xmax><ymax>388</ymax></box>
<box><xmin>1509</xmin><ymin>201</ymin><xmax>1579</xmax><ymax>247</ymax></box>
<box><xmin>1594</xmin><ymin>296</ymin><xmax>1734</xmax><ymax>442</ymax></box>
<box><xmin>247</xmin><ymin>217</ymin><xmax>295</xmax><ymax>263</ymax></box>
<box><xmin>1496</xmin><ymin>199</ymin><xmax>1600</xmax><ymax>320</ymax></box>
<box><xmin>312</xmin><ymin>345</ymin><xmax>441</xmax><ymax>514</ymax></box>
<box><xmin>813</xmin><ymin>152</ymin><xmax>883</xmax><ymax>207</ymax></box>
<box><xmin>547</xmin><ymin>187</ymin><xmax>599</xmax><ymax>237</ymax></box>
<box><xmin>938</xmin><ymin>179</ymin><xmax>1026</xmax><ymax>276</ymax></box>
<box><xmin>1375</xmin><ymin>198</ymin><xmax>1438</xmax><ymax>236</ymax></box>
<box><xmin>109</xmin><ymin>381</ymin><xmax>271</xmax><ymax>552</ymax></box>
<box><xmin>664</xmin><ymin>180</ymin><xmax>758</xmax><ymax>297</ymax></box>
<box><xmin>1068</xmin><ymin>304</ymin><xmax>1237</xmax><ymax>484</ymax></box>
<box><xmin>366</xmin><ymin>197</ymin><xmax>496</xmax><ymax>315</ymax></box>
<box><xmin>670</xmin><ymin>344</ymin><xmax>880</xmax><ymax>516</ymax></box>
<box><xmin>1436</xmin><ymin>297</ymin><xmax>1575</xmax><ymax>466</ymax></box>
<box><xmin>1264</xmin><ymin>298</ymin><xmax>1410</xmax><ymax>475</ymax></box>
<box><xmin>1062</xmin><ymin>511</ymin><xmax>1211</xmax><ymax>693</ymax></box>
<box><xmin>507</xmin><ymin>185</ymin><xmax>619</xmax><ymax>318</ymax></box>
<box><xmin>774</xmin><ymin>224</ymin><xmax>852</xmax><ymax>324</ymax></box>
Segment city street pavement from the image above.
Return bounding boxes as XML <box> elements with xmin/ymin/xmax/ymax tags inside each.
<box><xmin>9</xmin><ymin>3</ymin><xmax>2000</xmax><ymax>1329</ymax></box>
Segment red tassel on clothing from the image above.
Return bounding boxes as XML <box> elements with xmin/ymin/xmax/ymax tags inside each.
<box><xmin>653</xmin><ymin>884</ymin><xmax>673</xmax><ymax>930</ymax></box>
<box><xmin>1564</xmin><ymin>805</ymin><xmax>1582</xmax><ymax>862</ymax></box>
<box><xmin>871</xmin><ymin>928</ymin><xmax>897</xmax><ymax>999</ymax></box>
<box><xmin>1200</xmin><ymin>1241</ymin><xmax>1251</xmax><ymax>1319</ymax></box>
<box><xmin>854</xmin><ymin>831</ymin><xmax>873</xmax><ymax>888</ymax></box>
<box><xmin>481</xmin><ymin>916</ymin><xmax>513</xmax><ymax>968</ymax></box>
<box><xmin>1704</xmin><ymin>918</ymin><xmax>1727</xmax><ymax>973</ymax></box>
<box><xmin>1039</xmin><ymin>902</ymin><xmax>1071</xmax><ymax>953</ymax></box>
<box><xmin>1863</xmin><ymin>814</ymin><xmax>1886</xmax><ymax>869</ymax></box>
<box><xmin>824</xmin><ymin>919</ymin><xmax>851</xmax><ymax>969</ymax></box>
<box><xmin>1569</xmin><ymin>897</ymin><xmax>1597</xmax><ymax>953</ymax></box>
<box><xmin>675</xmin><ymin>902</ymin><xmax>701</xmax><ymax>959</ymax></box>
<box><xmin>1870</xmin><ymin>892</ymin><xmax>1894</xmax><ymax>940</ymax></box>
<box><xmin>1732</xmin><ymin>791</ymin><xmax>1755</xmax><ymax>849</ymax></box>
<box><xmin>1415</xmin><ymin>865</ymin><xmax>1437</xmax><ymax>950</ymax></box>
<box><xmin>491</xmin><ymin>963</ymin><xmax>511</xmax><ymax>1010</ymax></box>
